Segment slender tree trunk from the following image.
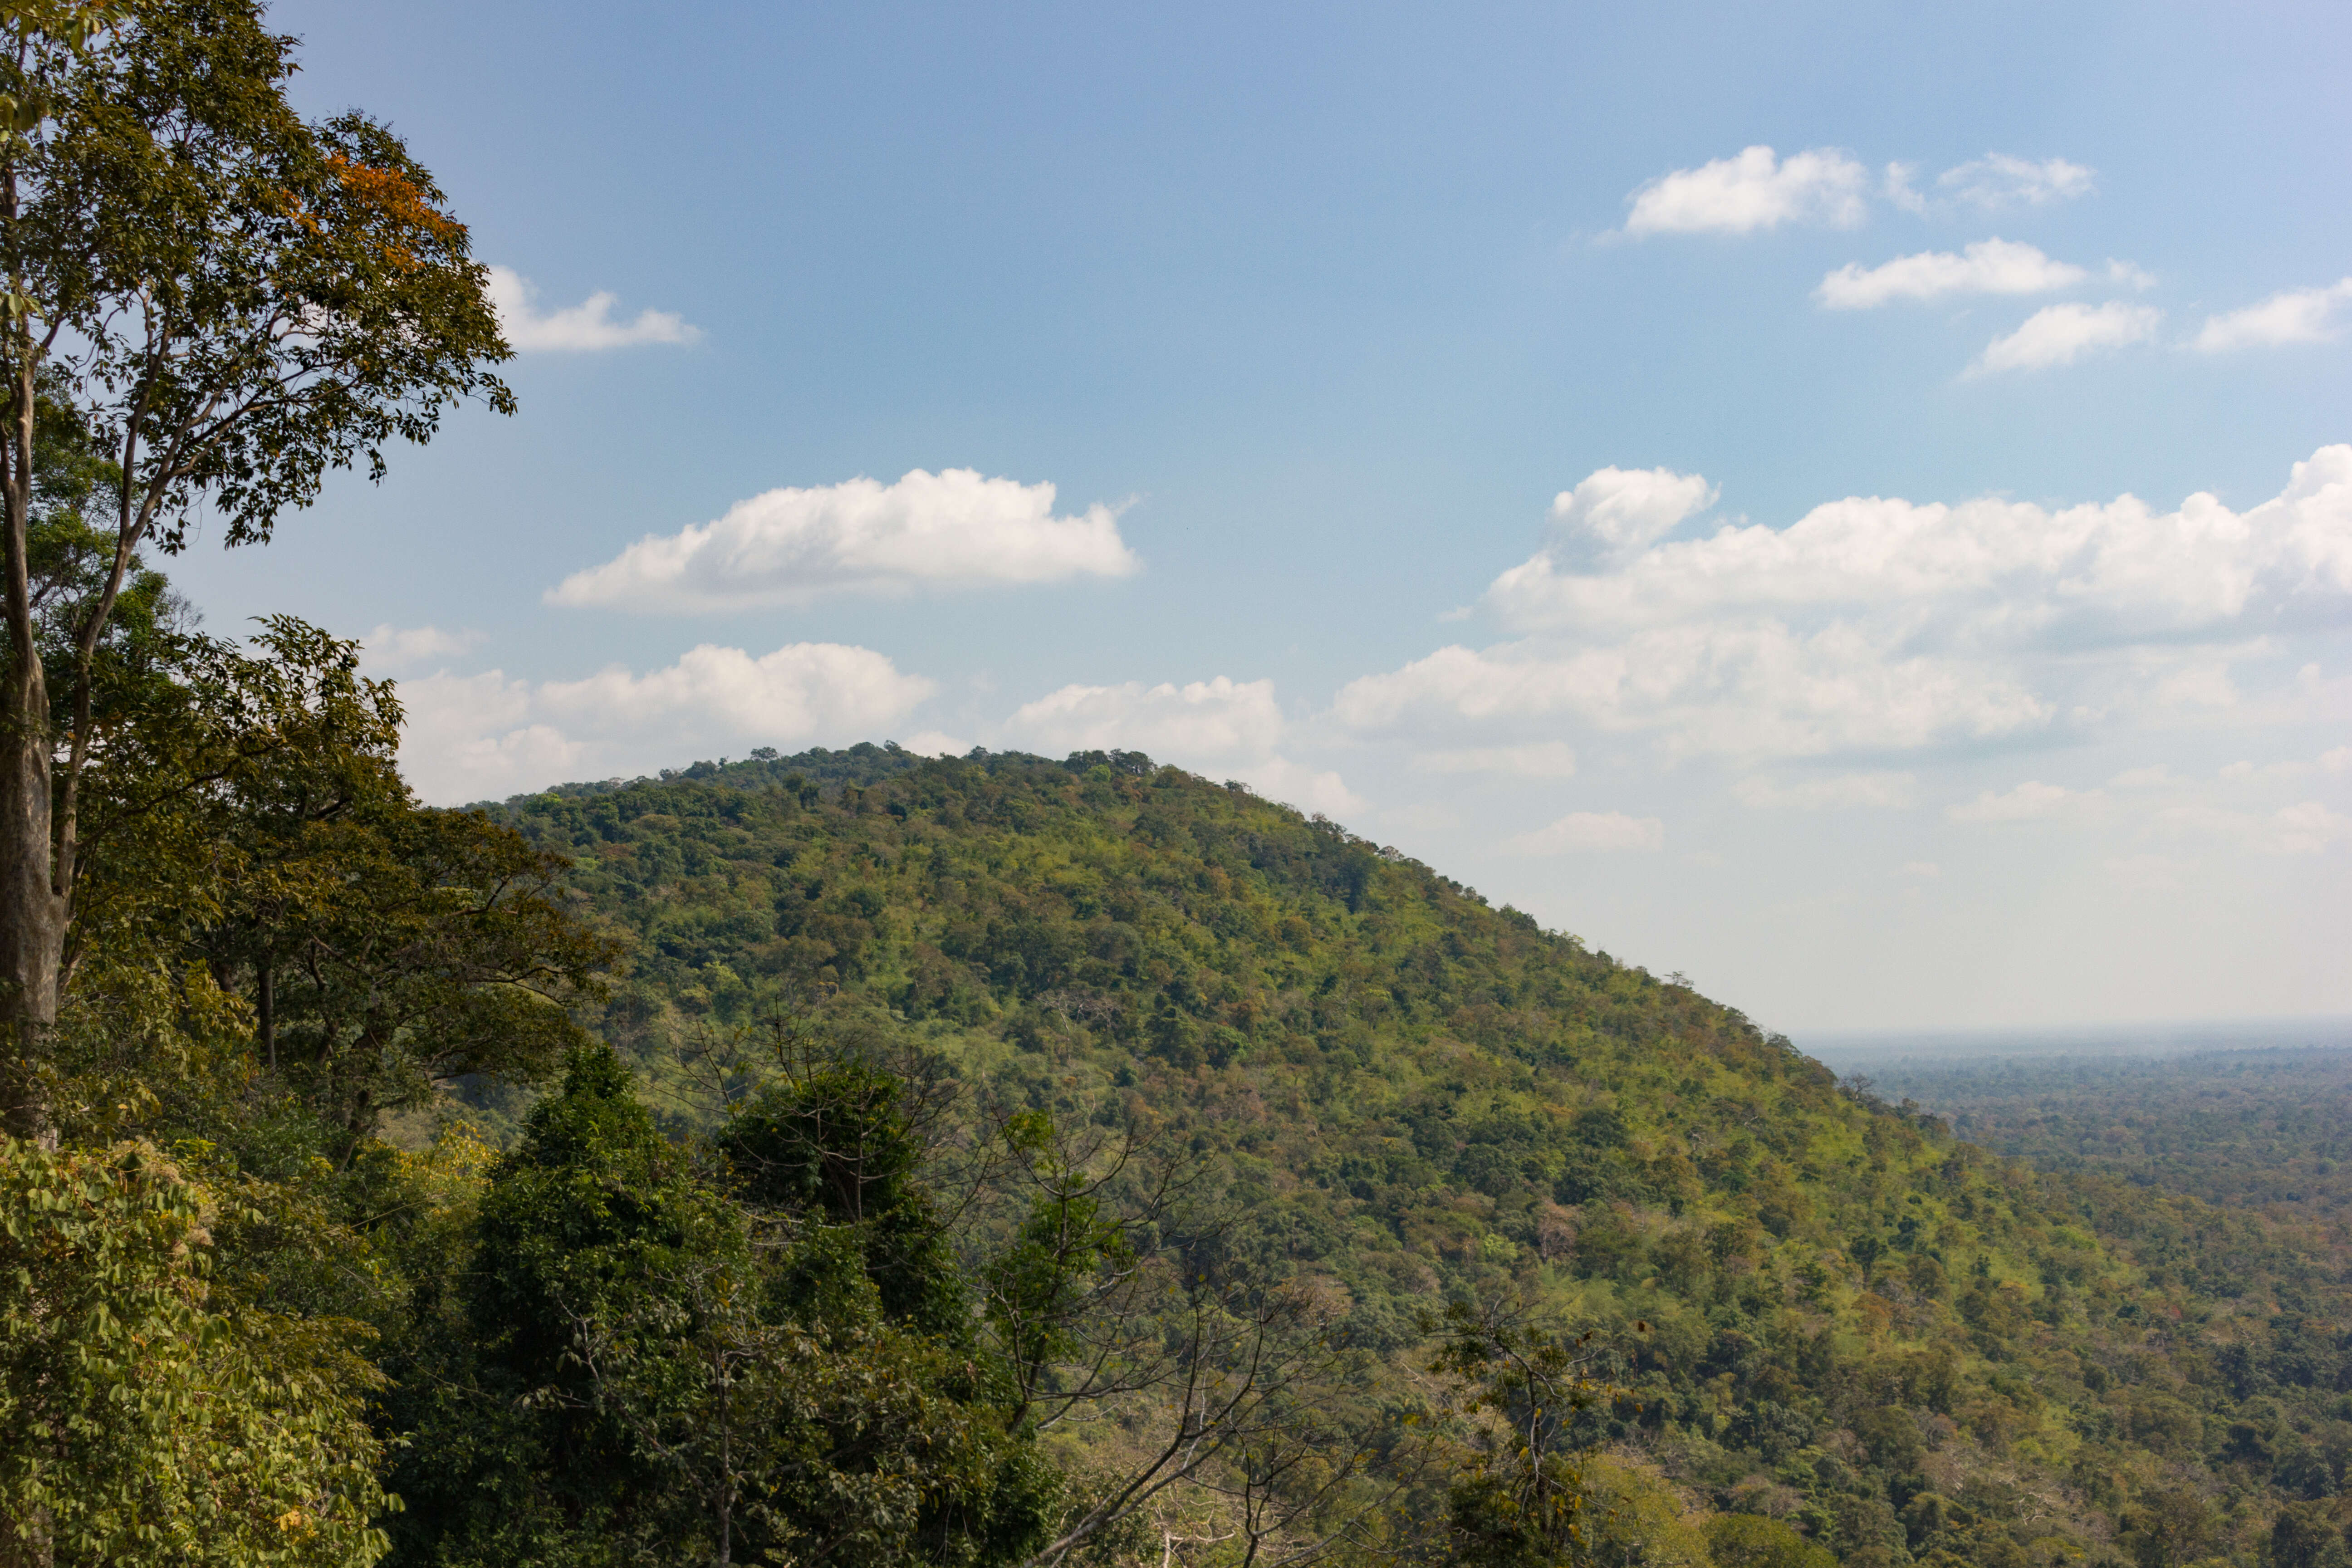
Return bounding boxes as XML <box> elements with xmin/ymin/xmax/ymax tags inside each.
<box><xmin>0</xmin><ymin>326</ymin><xmax>64</xmax><ymax>1146</ymax></box>
<box><xmin>0</xmin><ymin>683</ymin><xmax>64</xmax><ymax>1136</ymax></box>
<box><xmin>256</xmin><ymin>953</ymin><xmax>274</xmax><ymax>1071</ymax></box>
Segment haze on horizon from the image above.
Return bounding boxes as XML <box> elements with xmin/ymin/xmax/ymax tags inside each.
<box><xmin>167</xmin><ymin>1</ymin><xmax>2351</xmax><ymax>1037</ymax></box>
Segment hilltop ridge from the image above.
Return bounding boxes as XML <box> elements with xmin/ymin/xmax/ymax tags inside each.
<box><xmin>480</xmin><ymin>745</ymin><xmax>2352</xmax><ymax>1568</ymax></box>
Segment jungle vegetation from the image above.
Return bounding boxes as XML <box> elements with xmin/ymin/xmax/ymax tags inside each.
<box><xmin>3</xmin><ymin>3</ymin><xmax>2352</xmax><ymax>1566</ymax></box>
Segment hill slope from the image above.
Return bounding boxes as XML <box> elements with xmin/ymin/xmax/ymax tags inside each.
<box><xmin>486</xmin><ymin>745</ymin><xmax>2352</xmax><ymax>1568</ymax></box>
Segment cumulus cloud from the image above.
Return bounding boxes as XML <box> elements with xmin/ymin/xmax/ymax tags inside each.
<box><xmin>1488</xmin><ymin>450</ymin><xmax>2352</xmax><ymax>642</ymax></box>
<box><xmin>1509</xmin><ymin>811</ymin><xmax>1665</xmax><ymax>854</ymax></box>
<box><xmin>1238</xmin><ymin>758</ymin><xmax>1369</xmax><ymax>819</ymax></box>
<box><xmin>1001</xmin><ymin>676</ymin><xmax>1363</xmax><ymax>817</ymax></box>
<box><xmin>1332</xmin><ymin>447</ymin><xmax>2352</xmax><ymax>764</ymax></box>
<box><xmin>1882</xmin><ymin>163</ymin><xmax>1928</xmax><ymax>215</ymax></box>
<box><xmin>486</xmin><ymin>266</ymin><xmax>699</xmax><ymax>352</ymax></box>
<box><xmin>1542</xmin><ymin>466</ymin><xmax>1718</xmax><ymax>568</ymax></box>
<box><xmin>549</xmin><ymin>469</ymin><xmax>1140</xmax><ymax>611</ymax></box>
<box><xmin>362</xmin><ymin>623</ymin><xmax>483</xmax><ymax>674</ymax></box>
<box><xmin>2195</xmin><ymin>279</ymin><xmax>2352</xmax><ymax>352</ymax></box>
<box><xmin>1622</xmin><ymin>146</ymin><xmax>1871</xmax><ymax>236</ymax></box>
<box><xmin>1817</xmin><ymin>240</ymin><xmax>2087</xmax><ymax>309</ymax></box>
<box><xmin>1333</xmin><ymin>631</ymin><xmax>2046</xmax><ymax>759</ymax></box>
<box><xmin>1625</xmin><ymin>150</ymin><xmax>2092</xmax><ymax>235</ymax></box>
<box><xmin>395</xmin><ymin>642</ymin><xmax>933</xmax><ymax>804</ymax></box>
<box><xmin>1004</xmin><ymin>677</ymin><xmax>1284</xmax><ymax>759</ymax></box>
<box><xmin>1974</xmin><ymin>301</ymin><xmax>2161</xmax><ymax>373</ymax></box>
<box><xmin>1937</xmin><ymin>155</ymin><xmax>2095</xmax><ymax>209</ymax></box>
<box><xmin>1410</xmin><ymin>742</ymin><xmax>1579</xmax><ymax>779</ymax></box>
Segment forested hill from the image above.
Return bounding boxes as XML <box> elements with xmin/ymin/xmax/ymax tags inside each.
<box><xmin>485</xmin><ymin>744</ymin><xmax>2352</xmax><ymax>1568</ymax></box>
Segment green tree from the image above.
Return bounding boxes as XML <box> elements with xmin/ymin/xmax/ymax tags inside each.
<box><xmin>0</xmin><ymin>1137</ymin><xmax>390</xmax><ymax>1568</ymax></box>
<box><xmin>2120</xmin><ymin>1487</ymin><xmax>2219</xmax><ymax>1568</ymax></box>
<box><xmin>1576</xmin><ymin>1457</ymin><xmax>1710</xmax><ymax>1568</ymax></box>
<box><xmin>2269</xmin><ymin>1501</ymin><xmax>2351</xmax><ymax>1568</ymax></box>
<box><xmin>1421</xmin><ymin>1297</ymin><xmax>1617</xmax><ymax>1568</ymax></box>
<box><xmin>389</xmin><ymin>1045</ymin><xmax>1058</xmax><ymax>1568</ymax></box>
<box><xmin>1703</xmin><ymin>1516</ymin><xmax>1838</xmax><ymax>1568</ymax></box>
<box><xmin>0</xmin><ymin>0</ymin><xmax>510</xmax><ymax>1137</ymax></box>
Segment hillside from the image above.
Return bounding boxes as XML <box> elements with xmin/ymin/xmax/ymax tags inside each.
<box><xmin>476</xmin><ymin>744</ymin><xmax>2352</xmax><ymax>1568</ymax></box>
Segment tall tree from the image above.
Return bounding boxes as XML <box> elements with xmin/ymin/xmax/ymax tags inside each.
<box><xmin>0</xmin><ymin>0</ymin><xmax>510</xmax><ymax>1138</ymax></box>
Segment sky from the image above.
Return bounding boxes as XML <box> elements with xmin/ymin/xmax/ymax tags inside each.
<box><xmin>163</xmin><ymin>0</ymin><xmax>2352</xmax><ymax>1036</ymax></box>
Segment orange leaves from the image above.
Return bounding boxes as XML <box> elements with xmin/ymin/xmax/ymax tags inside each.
<box><xmin>323</xmin><ymin>153</ymin><xmax>466</xmax><ymax>259</ymax></box>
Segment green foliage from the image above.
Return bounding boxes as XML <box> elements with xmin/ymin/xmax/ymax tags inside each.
<box><xmin>384</xmin><ymin>1045</ymin><xmax>1058</xmax><ymax>1568</ymax></box>
<box><xmin>1705</xmin><ymin>1516</ymin><xmax>1838</xmax><ymax>1568</ymax></box>
<box><xmin>1577</xmin><ymin>1456</ymin><xmax>1711</xmax><ymax>1568</ymax></box>
<box><xmin>1864</xmin><ymin>1046</ymin><xmax>2352</xmax><ymax>1231</ymax></box>
<box><xmin>0</xmin><ymin>1137</ymin><xmax>389</xmax><ymax>1568</ymax></box>
<box><xmin>1423</xmin><ymin>1297</ymin><xmax>1613</xmax><ymax>1567</ymax></box>
<box><xmin>475</xmin><ymin>745</ymin><xmax>2352</xmax><ymax>1567</ymax></box>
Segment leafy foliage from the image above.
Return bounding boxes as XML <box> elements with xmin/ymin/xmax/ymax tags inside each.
<box><xmin>469</xmin><ymin>745</ymin><xmax>2352</xmax><ymax>1568</ymax></box>
<box><xmin>0</xmin><ymin>1137</ymin><xmax>389</xmax><ymax>1567</ymax></box>
<box><xmin>383</xmin><ymin>1044</ymin><xmax>1059</xmax><ymax>1568</ymax></box>
<box><xmin>1857</xmin><ymin>1048</ymin><xmax>2352</xmax><ymax>1234</ymax></box>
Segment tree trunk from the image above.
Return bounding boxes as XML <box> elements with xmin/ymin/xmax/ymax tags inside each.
<box><xmin>256</xmin><ymin>953</ymin><xmax>274</xmax><ymax>1071</ymax></box>
<box><xmin>0</xmin><ymin>585</ymin><xmax>63</xmax><ymax>1147</ymax></box>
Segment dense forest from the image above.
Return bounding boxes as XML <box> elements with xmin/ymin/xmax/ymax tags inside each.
<box><xmin>1856</xmin><ymin>1050</ymin><xmax>2352</xmax><ymax>1242</ymax></box>
<box><xmin>4</xmin><ymin>4</ymin><xmax>2352</xmax><ymax>1567</ymax></box>
<box><xmin>436</xmin><ymin>742</ymin><xmax>2351</xmax><ymax>1568</ymax></box>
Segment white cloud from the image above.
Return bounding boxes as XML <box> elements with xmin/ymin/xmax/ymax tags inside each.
<box><xmin>2194</xmin><ymin>279</ymin><xmax>2352</xmax><ymax>352</ymax></box>
<box><xmin>2153</xmin><ymin>662</ymin><xmax>2238</xmax><ymax>709</ymax></box>
<box><xmin>1490</xmin><ymin>449</ymin><xmax>2352</xmax><ymax>641</ymax></box>
<box><xmin>1333</xmin><ymin>620</ymin><xmax>2035</xmax><ymax>762</ymax></box>
<box><xmin>1333</xmin><ymin>446</ymin><xmax>2352</xmax><ymax>765</ymax></box>
<box><xmin>549</xmin><ymin>469</ymin><xmax>1140</xmax><ymax>611</ymax></box>
<box><xmin>1735</xmin><ymin>771</ymin><xmax>1916</xmax><ymax>809</ymax></box>
<box><xmin>1898</xmin><ymin>860</ymin><xmax>1940</xmax><ymax>879</ymax></box>
<box><xmin>1937</xmin><ymin>155</ymin><xmax>2095</xmax><ymax>209</ymax></box>
<box><xmin>1509</xmin><ymin>811</ymin><xmax>1665</xmax><ymax>854</ymax></box>
<box><xmin>1005</xmin><ymin>676</ymin><xmax>1284</xmax><ymax>759</ymax></box>
<box><xmin>486</xmin><ymin>266</ymin><xmax>699</xmax><ymax>352</ymax></box>
<box><xmin>1240</xmin><ymin>758</ymin><xmax>1370</xmax><ymax>819</ymax></box>
<box><xmin>2275</xmin><ymin>802</ymin><xmax>2352</xmax><ymax>853</ymax></box>
<box><xmin>1001</xmin><ymin>676</ymin><xmax>1364</xmax><ymax>817</ymax></box>
<box><xmin>1543</xmin><ymin>466</ymin><xmax>1717</xmax><ymax>568</ymax></box>
<box><xmin>2324</xmin><ymin>744</ymin><xmax>2352</xmax><ymax>775</ymax></box>
<box><xmin>1622</xmin><ymin>146</ymin><xmax>1870</xmax><ymax>236</ymax></box>
<box><xmin>362</xmin><ymin>622</ymin><xmax>482</xmax><ymax>674</ymax></box>
<box><xmin>395</xmin><ymin>642</ymin><xmax>933</xmax><ymax>804</ymax></box>
<box><xmin>1817</xmin><ymin>240</ymin><xmax>2087</xmax><ymax>310</ymax></box>
<box><xmin>2108</xmin><ymin>764</ymin><xmax>2174</xmax><ymax>789</ymax></box>
<box><xmin>1948</xmin><ymin>780</ymin><xmax>2095</xmax><ymax>823</ymax></box>
<box><xmin>1974</xmin><ymin>301</ymin><xmax>2161</xmax><ymax>373</ymax></box>
<box><xmin>1410</xmin><ymin>742</ymin><xmax>1579</xmax><ymax>778</ymax></box>
<box><xmin>1883</xmin><ymin>163</ymin><xmax>1927</xmax><ymax>215</ymax></box>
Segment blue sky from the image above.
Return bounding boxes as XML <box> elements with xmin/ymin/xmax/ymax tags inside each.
<box><xmin>168</xmin><ymin>1</ymin><xmax>2352</xmax><ymax>1034</ymax></box>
